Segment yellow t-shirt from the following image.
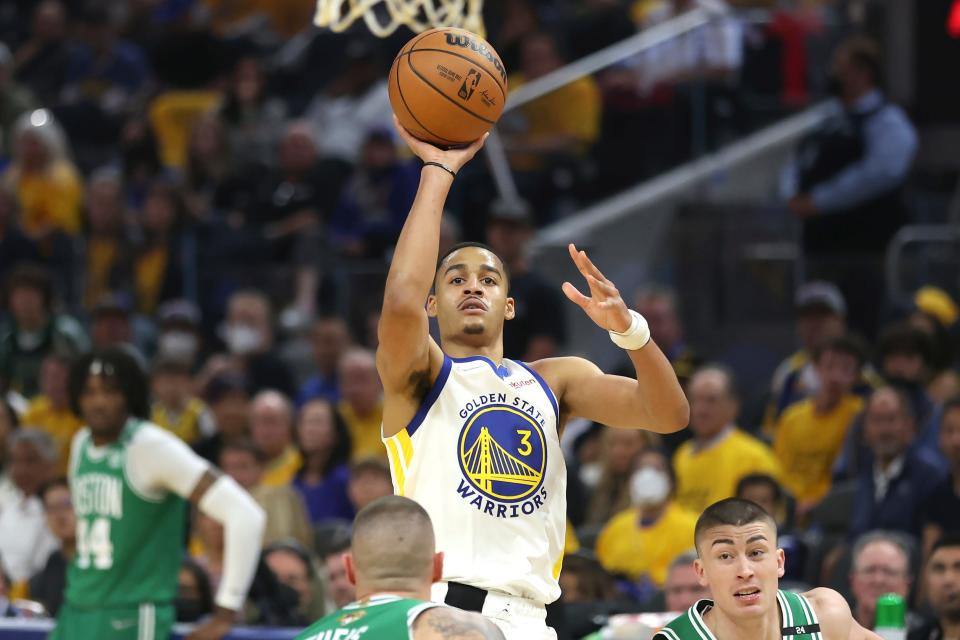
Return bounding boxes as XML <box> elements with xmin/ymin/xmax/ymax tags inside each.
<box><xmin>151</xmin><ymin>398</ymin><xmax>208</xmax><ymax>445</ymax></box>
<box><xmin>508</xmin><ymin>73</ymin><xmax>601</xmax><ymax>169</ymax></box>
<box><xmin>595</xmin><ymin>502</ymin><xmax>698</xmax><ymax>585</ymax></box>
<box><xmin>21</xmin><ymin>396</ymin><xmax>83</xmax><ymax>475</ymax></box>
<box><xmin>261</xmin><ymin>445</ymin><xmax>303</xmax><ymax>488</ymax></box>
<box><xmin>12</xmin><ymin>161</ymin><xmax>83</xmax><ymax>237</ymax></box>
<box><xmin>135</xmin><ymin>245</ymin><xmax>170</xmax><ymax>315</ymax></box>
<box><xmin>673</xmin><ymin>429</ymin><xmax>782</xmax><ymax>514</ymax></box>
<box><xmin>773</xmin><ymin>395</ymin><xmax>863</xmax><ymax>503</ymax></box>
<box><xmin>338</xmin><ymin>400</ymin><xmax>387</xmax><ymax>462</ymax></box>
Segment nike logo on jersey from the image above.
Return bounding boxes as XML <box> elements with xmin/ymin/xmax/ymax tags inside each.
<box><xmin>111</xmin><ymin>618</ymin><xmax>137</xmax><ymax>630</ymax></box>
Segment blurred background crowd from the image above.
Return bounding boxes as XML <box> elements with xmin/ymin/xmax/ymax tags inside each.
<box><xmin>1</xmin><ymin>0</ymin><xmax>960</xmax><ymax>638</ymax></box>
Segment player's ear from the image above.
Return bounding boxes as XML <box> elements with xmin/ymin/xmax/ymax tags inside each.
<box><xmin>694</xmin><ymin>558</ymin><xmax>708</xmax><ymax>587</ymax></box>
<box><xmin>426</xmin><ymin>294</ymin><xmax>438</xmax><ymax>318</ymax></box>
<box><xmin>433</xmin><ymin>551</ymin><xmax>444</xmax><ymax>583</ymax></box>
<box><xmin>344</xmin><ymin>552</ymin><xmax>357</xmax><ymax>586</ymax></box>
<box><xmin>777</xmin><ymin>548</ymin><xmax>785</xmax><ymax>579</ymax></box>
<box><xmin>504</xmin><ymin>296</ymin><xmax>515</xmax><ymax>321</ymax></box>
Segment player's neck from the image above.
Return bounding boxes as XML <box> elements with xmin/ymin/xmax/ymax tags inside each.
<box><xmin>357</xmin><ymin>587</ymin><xmax>430</xmax><ymax>602</ymax></box>
<box><xmin>90</xmin><ymin>418</ymin><xmax>129</xmax><ymax>447</ymax></box>
<box><xmin>442</xmin><ymin>339</ymin><xmax>504</xmax><ymax>364</ymax></box>
<box><xmin>705</xmin><ymin>604</ymin><xmax>781</xmax><ymax>640</ymax></box>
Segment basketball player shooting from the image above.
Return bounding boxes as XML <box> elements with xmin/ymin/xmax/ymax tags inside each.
<box><xmin>376</xmin><ymin>120</ymin><xmax>690</xmax><ymax>639</ymax></box>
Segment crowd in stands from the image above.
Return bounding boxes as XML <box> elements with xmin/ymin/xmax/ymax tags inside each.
<box><xmin>0</xmin><ymin>0</ymin><xmax>950</xmax><ymax>638</ymax></box>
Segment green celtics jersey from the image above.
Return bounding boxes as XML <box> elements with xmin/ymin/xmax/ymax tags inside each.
<box><xmin>655</xmin><ymin>590</ymin><xmax>823</xmax><ymax>640</ymax></box>
<box><xmin>65</xmin><ymin>419</ymin><xmax>187</xmax><ymax>608</ymax></box>
<box><xmin>295</xmin><ymin>594</ymin><xmax>441</xmax><ymax>640</ymax></box>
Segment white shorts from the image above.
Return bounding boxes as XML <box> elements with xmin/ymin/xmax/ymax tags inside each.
<box><xmin>431</xmin><ymin>582</ymin><xmax>557</xmax><ymax>640</ymax></box>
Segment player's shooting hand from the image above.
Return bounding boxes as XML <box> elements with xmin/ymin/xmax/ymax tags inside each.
<box><xmin>562</xmin><ymin>243</ymin><xmax>632</xmax><ymax>333</ymax></box>
<box><xmin>185</xmin><ymin>607</ymin><xmax>234</xmax><ymax>640</ymax></box>
<box><xmin>392</xmin><ymin>115</ymin><xmax>488</xmax><ymax>173</ymax></box>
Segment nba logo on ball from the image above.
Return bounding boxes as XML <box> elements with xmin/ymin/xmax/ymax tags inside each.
<box><xmin>456</xmin><ymin>405</ymin><xmax>548</xmax><ymax>518</ymax></box>
<box><xmin>458</xmin><ymin>69</ymin><xmax>481</xmax><ymax>101</ymax></box>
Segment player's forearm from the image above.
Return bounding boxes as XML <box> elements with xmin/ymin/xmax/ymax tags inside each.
<box><xmin>626</xmin><ymin>343</ymin><xmax>689</xmax><ymax>433</ymax></box>
<box><xmin>198</xmin><ymin>476</ymin><xmax>266</xmax><ymax>611</ymax></box>
<box><xmin>383</xmin><ymin>169</ymin><xmax>453</xmax><ymax>310</ymax></box>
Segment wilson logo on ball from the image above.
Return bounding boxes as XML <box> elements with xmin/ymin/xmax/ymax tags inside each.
<box><xmin>458</xmin><ymin>69</ymin><xmax>481</xmax><ymax>101</ymax></box>
<box><xmin>444</xmin><ymin>33</ymin><xmax>508</xmax><ymax>83</ymax></box>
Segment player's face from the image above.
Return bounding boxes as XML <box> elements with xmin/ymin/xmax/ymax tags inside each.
<box><xmin>79</xmin><ymin>374</ymin><xmax>129</xmax><ymax>437</ymax></box>
<box><xmin>926</xmin><ymin>547</ymin><xmax>960</xmax><ymax>619</ymax></box>
<box><xmin>429</xmin><ymin>247</ymin><xmax>514</xmax><ymax>346</ymax></box>
<box><xmin>695</xmin><ymin>521</ymin><xmax>784</xmax><ymax>619</ymax></box>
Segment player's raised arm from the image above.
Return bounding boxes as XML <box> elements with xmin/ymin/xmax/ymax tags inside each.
<box><xmin>377</xmin><ymin>121</ymin><xmax>487</xmax><ymax>397</ymax></box>
<box><xmin>537</xmin><ymin>243</ymin><xmax>689</xmax><ymax>433</ymax></box>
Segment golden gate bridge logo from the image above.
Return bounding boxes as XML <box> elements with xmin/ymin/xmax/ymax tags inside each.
<box><xmin>458</xmin><ymin>405</ymin><xmax>546</xmax><ymax>502</ymax></box>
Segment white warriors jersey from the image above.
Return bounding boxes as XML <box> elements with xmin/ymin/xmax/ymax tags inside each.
<box><xmin>383</xmin><ymin>354</ymin><xmax>567</xmax><ymax>605</ymax></box>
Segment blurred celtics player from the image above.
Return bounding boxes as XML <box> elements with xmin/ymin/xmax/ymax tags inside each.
<box><xmin>54</xmin><ymin>347</ymin><xmax>265</xmax><ymax>640</ymax></box>
<box><xmin>377</xmin><ymin>121</ymin><xmax>688</xmax><ymax>639</ymax></box>
<box><xmin>654</xmin><ymin>498</ymin><xmax>882</xmax><ymax>640</ymax></box>
<box><xmin>296</xmin><ymin>495</ymin><xmax>504</xmax><ymax>640</ymax></box>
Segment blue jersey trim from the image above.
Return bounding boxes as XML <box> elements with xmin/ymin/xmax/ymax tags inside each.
<box><xmin>407</xmin><ymin>355</ymin><xmax>452</xmax><ymax>437</ymax></box>
<box><xmin>448</xmin><ymin>354</ymin><xmax>510</xmax><ymax>379</ymax></box>
<box><xmin>515</xmin><ymin>360</ymin><xmax>560</xmax><ymax>425</ymax></box>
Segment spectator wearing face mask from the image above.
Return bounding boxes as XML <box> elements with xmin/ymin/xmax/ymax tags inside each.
<box><xmin>594</xmin><ymin>449</ymin><xmax>697</xmax><ymax>589</ymax></box>
<box><xmin>221</xmin><ymin>290</ymin><xmax>294</xmax><ymax>397</ymax></box>
<box><xmin>154</xmin><ymin>300</ymin><xmax>204</xmax><ymax>370</ymax></box>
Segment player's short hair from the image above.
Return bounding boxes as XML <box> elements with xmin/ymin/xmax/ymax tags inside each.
<box><xmin>69</xmin><ymin>347</ymin><xmax>151</xmax><ymax>420</ymax></box>
<box><xmin>434</xmin><ymin>241</ymin><xmax>510</xmax><ymax>291</ymax></box>
<box><xmin>812</xmin><ymin>334</ymin><xmax>869</xmax><ymax>368</ymax></box>
<box><xmin>694</xmin><ymin>498</ymin><xmax>777</xmax><ymax>553</ymax></box>
<box><xmin>351</xmin><ymin>496</ymin><xmax>435</xmax><ymax>578</ymax></box>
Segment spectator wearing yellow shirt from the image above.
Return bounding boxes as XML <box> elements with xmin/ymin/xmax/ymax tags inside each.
<box><xmin>585</xmin><ymin>427</ymin><xmax>654</xmax><ymax>527</ymax></box>
<box><xmin>3</xmin><ymin>110</ymin><xmax>83</xmax><ymax>241</ymax></box>
<box><xmin>251</xmin><ymin>389</ymin><xmax>302</xmax><ymax>487</ymax></box>
<box><xmin>673</xmin><ymin>366</ymin><xmax>782</xmax><ymax>513</ymax></box>
<box><xmin>150</xmin><ymin>359</ymin><xmax>215</xmax><ymax>445</ymax></box>
<box><xmin>336</xmin><ymin>349</ymin><xmax>385</xmax><ymax>462</ymax></box>
<box><xmin>595</xmin><ymin>449</ymin><xmax>698</xmax><ymax>587</ymax></box>
<box><xmin>80</xmin><ymin>168</ymin><xmax>134</xmax><ymax>309</ymax></box>
<box><xmin>774</xmin><ymin>335</ymin><xmax>866</xmax><ymax>510</ymax></box>
<box><xmin>503</xmin><ymin>32</ymin><xmax>601</xmax><ymax>220</ymax></box>
<box><xmin>21</xmin><ymin>354</ymin><xmax>82</xmax><ymax>476</ymax></box>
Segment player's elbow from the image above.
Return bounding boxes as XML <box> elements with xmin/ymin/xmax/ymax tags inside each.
<box><xmin>654</xmin><ymin>396</ymin><xmax>690</xmax><ymax>434</ymax></box>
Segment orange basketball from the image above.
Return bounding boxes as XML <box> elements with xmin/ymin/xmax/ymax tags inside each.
<box><xmin>388</xmin><ymin>27</ymin><xmax>508</xmax><ymax>147</ymax></box>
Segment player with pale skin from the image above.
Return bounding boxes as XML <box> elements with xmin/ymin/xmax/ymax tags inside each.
<box><xmin>378</xmin><ymin>122</ymin><xmax>687</xmax><ymax>472</ymax></box>
<box><xmin>680</xmin><ymin>499</ymin><xmax>883</xmax><ymax>640</ymax></box>
<box><xmin>296</xmin><ymin>496</ymin><xmax>504</xmax><ymax>640</ymax></box>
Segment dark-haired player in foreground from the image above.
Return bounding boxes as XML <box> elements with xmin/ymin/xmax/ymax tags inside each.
<box><xmin>377</xmin><ymin>121</ymin><xmax>688</xmax><ymax>639</ymax></box>
<box><xmin>54</xmin><ymin>347</ymin><xmax>265</xmax><ymax>640</ymax></box>
<box><xmin>655</xmin><ymin>498</ymin><xmax>882</xmax><ymax>640</ymax></box>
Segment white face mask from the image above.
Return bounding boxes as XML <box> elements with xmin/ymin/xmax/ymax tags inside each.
<box><xmin>579</xmin><ymin>462</ymin><xmax>603</xmax><ymax>489</ymax></box>
<box><xmin>630</xmin><ymin>467</ymin><xmax>670</xmax><ymax>507</ymax></box>
<box><xmin>225</xmin><ymin>324</ymin><xmax>262</xmax><ymax>355</ymax></box>
<box><xmin>158</xmin><ymin>331</ymin><xmax>198</xmax><ymax>361</ymax></box>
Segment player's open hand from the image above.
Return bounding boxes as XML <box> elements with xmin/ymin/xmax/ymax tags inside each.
<box><xmin>392</xmin><ymin>115</ymin><xmax>488</xmax><ymax>173</ymax></box>
<box><xmin>562</xmin><ymin>243</ymin><xmax>632</xmax><ymax>333</ymax></box>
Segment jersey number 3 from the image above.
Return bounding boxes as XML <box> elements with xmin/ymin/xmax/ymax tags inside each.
<box><xmin>517</xmin><ymin>430</ymin><xmax>533</xmax><ymax>456</ymax></box>
<box><xmin>77</xmin><ymin>517</ymin><xmax>114</xmax><ymax>570</ymax></box>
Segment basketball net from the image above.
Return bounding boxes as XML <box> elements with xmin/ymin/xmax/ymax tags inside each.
<box><xmin>314</xmin><ymin>0</ymin><xmax>484</xmax><ymax>38</ymax></box>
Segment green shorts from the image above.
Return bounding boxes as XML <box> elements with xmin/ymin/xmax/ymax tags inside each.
<box><xmin>51</xmin><ymin>602</ymin><xmax>175</xmax><ymax>640</ymax></box>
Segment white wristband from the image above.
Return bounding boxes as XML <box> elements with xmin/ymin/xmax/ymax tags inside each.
<box><xmin>609</xmin><ymin>309</ymin><xmax>651</xmax><ymax>351</ymax></box>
